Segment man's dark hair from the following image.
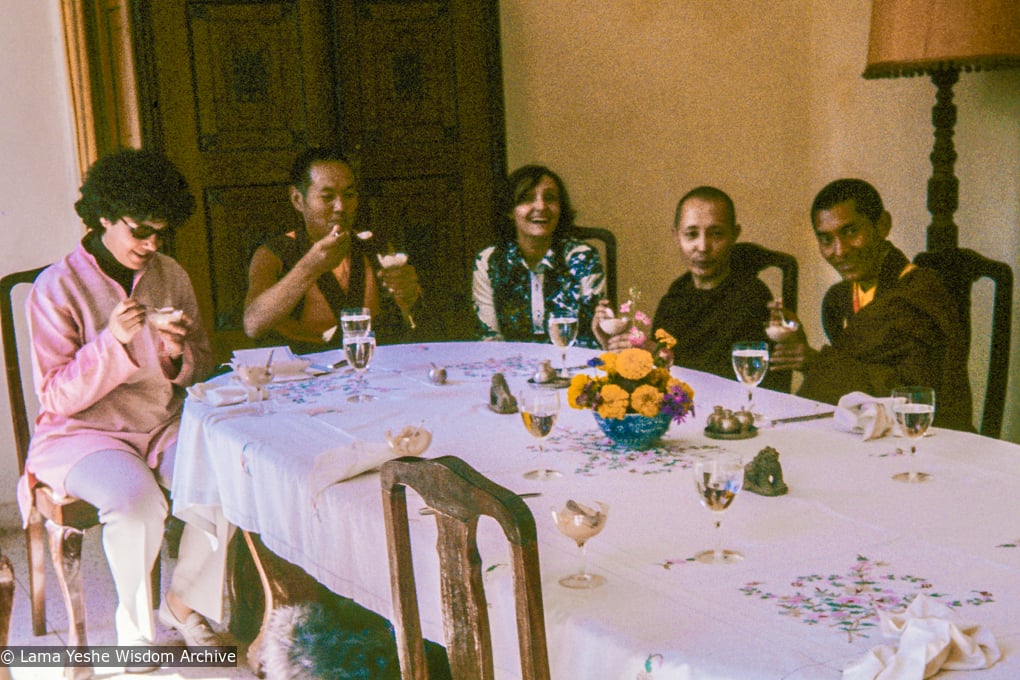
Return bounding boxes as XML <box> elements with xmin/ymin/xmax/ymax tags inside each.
<box><xmin>811</xmin><ymin>178</ymin><xmax>884</xmax><ymax>225</ymax></box>
<box><xmin>74</xmin><ymin>148</ymin><xmax>195</xmax><ymax>232</ymax></box>
<box><xmin>290</xmin><ymin>147</ymin><xmax>354</xmax><ymax>195</ymax></box>
<box><xmin>674</xmin><ymin>185</ymin><xmax>736</xmax><ymax>229</ymax></box>
<box><xmin>495</xmin><ymin>164</ymin><xmax>576</xmax><ymax>243</ymax></box>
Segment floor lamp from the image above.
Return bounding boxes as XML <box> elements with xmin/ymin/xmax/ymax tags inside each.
<box><xmin>862</xmin><ymin>0</ymin><xmax>1020</xmax><ymax>251</ymax></box>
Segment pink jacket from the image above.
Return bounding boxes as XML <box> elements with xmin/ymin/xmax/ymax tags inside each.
<box><xmin>17</xmin><ymin>244</ymin><xmax>213</xmax><ymax>523</ymax></box>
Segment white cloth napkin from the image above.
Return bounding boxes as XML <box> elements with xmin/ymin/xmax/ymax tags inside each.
<box><xmin>309</xmin><ymin>425</ymin><xmax>432</xmax><ymax>499</ymax></box>
<box><xmin>309</xmin><ymin>441</ymin><xmax>400</xmax><ymax>499</ymax></box>
<box><xmin>835</xmin><ymin>392</ymin><xmax>901</xmax><ymax>440</ymax></box>
<box><xmin>843</xmin><ymin>594</ymin><xmax>1000</xmax><ymax>680</ymax></box>
<box><xmin>187</xmin><ymin>381</ymin><xmax>264</xmax><ymax>407</ymax></box>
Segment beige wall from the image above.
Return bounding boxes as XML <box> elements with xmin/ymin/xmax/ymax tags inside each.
<box><xmin>1</xmin><ymin>1</ymin><xmax>1018</xmax><ymax>522</ymax></box>
<box><xmin>500</xmin><ymin>0</ymin><xmax>1020</xmax><ymax>439</ymax></box>
<box><xmin>0</xmin><ymin>1</ymin><xmax>82</xmax><ymax>526</ymax></box>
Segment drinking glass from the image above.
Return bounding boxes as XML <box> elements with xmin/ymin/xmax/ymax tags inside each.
<box><xmin>891</xmin><ymin>386</ymin><xmax>935</xmax><ymax>483</ymax></box>
<box><xmin>548</xmin><ymin>313</ymin><xmax>579</xmax><ymax>378</ymax></box>
<box><xmin>731</xmin><ymin>341</ymin><xmax>770</xmax><ymax>422</ymax></box>
<box><xmin>340</xmin><ymin>307</ymin><xmax>372</xmax><ymax>338</ymax></box>
<box><xmin>519</xmin><ymin>385</ymin><xmax>561</xmax><ymax>480</ymax></box>
<box><xmin>344</xmin><ymin>331</ymin><xmax>376</xmax><ymax>402</ymax></box>
<box><xmin>693</xmin><ymin>453</ymin><xmax>744</xmax><ymax>564</ymax></box>
<box><xmin>552</xmin><ymin>500</ymin><xmax>609</xmax><ymax>588</ymax></box>
<box><xmin>235</xmin><ymin>364</ymin><xmax>273</xmax><ymax>414</ymax></box>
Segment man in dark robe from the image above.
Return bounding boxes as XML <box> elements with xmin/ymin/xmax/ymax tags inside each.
<box><xmin>771</xmin><ymin>178</ymin><xmax>973</xmax><ymax>431</ymax></box>
<box><xmin>594</xmin><ymin>185</ymin><xmax>783</xmax><ymax>390</ymax></box>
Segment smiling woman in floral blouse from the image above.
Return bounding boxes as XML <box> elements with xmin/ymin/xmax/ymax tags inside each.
<box><xmin>472</xmin><ymin>165</ymin><xmax>605</xmax><ymax>348</ymax></box>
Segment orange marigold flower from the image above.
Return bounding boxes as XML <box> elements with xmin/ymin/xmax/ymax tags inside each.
<box><xmin>630</xmin><ymin>384</ymin><xmax>662</xmax><ymax>417</ymax></box>
<box><xmin>596</xmin><ymin>383</ymin><xmax>629</xmax><ymax>419</ymax></box>
<box><xmin>567</xmin><ymin>374</ymin><xmax>591</xmax><ymax>408</ymax></box>
<box><xmin>654</xmin><ymin>328</ymin><xmax>677</xmax><ymax>349</ymax></box>
<box><xmin>615</xmin><ymin>348</ymin><xmax>654</xmax><ymax>381</ymax></box>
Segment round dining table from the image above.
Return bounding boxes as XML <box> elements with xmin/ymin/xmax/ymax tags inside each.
<box><xmin>174</xmin><ymin>341</ymin><xmax>1019</xmax><ymax>679</ymax></box>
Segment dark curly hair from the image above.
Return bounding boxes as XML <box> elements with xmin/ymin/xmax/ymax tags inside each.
<box><xmin>74</xmin><ymin>148</ymin><xmax>196</xmax><ymax>233</ymax></box>
<box><xmin>494</xmin><ymin>165</ymin><xmax>576</xmax><ymax>244</ymax></box>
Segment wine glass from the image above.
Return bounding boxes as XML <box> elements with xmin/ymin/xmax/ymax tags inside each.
<box><xmin>340</xmin><ymin>307</ymin><xmax>372</xmax><ymax>338</ymax></box>
<box><xmin>692</xmin><ymin>453</ymin><xmax>744</xmax><ymax>564</ymax></box>
<box><xmin>235</xmin><ymin>364</ymin><xmax>273</xmax><ymax>414</ymax></box>
<box><xmin>519</xmin><ymin>385</ymin><xmax>561</xmax><ymax>480</ymax></box>
<box><xmin>891</xmin><ymin>386</ymin><xmax>935</xmax><ymax>483</ymax></box>
<box><xmin>548</xmin><ymin>312</ymin><xmax>579</xmax><ymax>379</ymax></box>
<box><xmin>731</xmin><ymin>341</ymin><xmax>770</xmax><ymax>422</ymax></box>
<box><xmin>344</xmin><ymin>331</ymin><xmax>376</xmax><ymax>402</ymax></box>
<box><xmin>552</xmin><ymin>500</ymin><xmax>609</xmax><ymax>588</ymax></box>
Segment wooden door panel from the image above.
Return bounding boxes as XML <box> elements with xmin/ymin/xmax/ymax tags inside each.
<box><xmin>142</xmin><ymin>0</ymin><xmax>337</xmax><ymax>360</ymax></box>
<box><xmin>353</xmin><ymin>1</ymin><xmax>459</xmax><ymax>177</ymax></box>
<box><xmin>204</xmin><ymin>183</ymin><xmax>294</xmax><ymax>339</ymax></box>
<box><xmin>189</xmin><ymin>2</ymin><xmax>311</xmax><ymax>152</ymax></box>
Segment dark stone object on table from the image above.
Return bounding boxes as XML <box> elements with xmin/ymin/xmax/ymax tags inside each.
<box><xmin>488</xmin><ymin>372</ymin><xmax>518</xmax><ymax>413</ymax></box>
<box><xmin>743</xmin><ymin>446</ymin><xmax>789</xmax><ymax>496</ymax></box>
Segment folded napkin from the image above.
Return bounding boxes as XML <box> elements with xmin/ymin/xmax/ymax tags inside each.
<box><xmin>843</xmin><ymin>594</ymin><xmax>1000</xmax><ymax>679</ymax></box>
<box><xmin>187</xmin><ymin>381</ymin><xmax>265</xmax><ymax>407</ymax></box>
<box><xmin>835</xmin><ymin>392</ymin><xmax>901</xmax><ymax>440</ymax></box>
<box><xmin>309</xmin><ymin>425</ymin><xmax>432</xmax><ymax>499</ymax></box>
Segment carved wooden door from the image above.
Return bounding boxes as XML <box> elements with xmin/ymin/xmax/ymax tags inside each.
<box><xmin>137</xmin><ymin>0</ymin><xmax>338</xmax><ymax>360</ymax></box>
<box><xmin>330</xmin><ymin>1</ymin><xmax>505</xmax><ymax>341</ymax></box>
<box><xmin>135</xmin><ymin>0</ymin><xmax>505</xmax><ymax>360</ymax></box>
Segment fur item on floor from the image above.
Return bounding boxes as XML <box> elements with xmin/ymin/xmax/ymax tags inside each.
<box><xmin>260</xmin><ymin>602</ymin><xmax>399</xmax><ymax>680</ymax></box>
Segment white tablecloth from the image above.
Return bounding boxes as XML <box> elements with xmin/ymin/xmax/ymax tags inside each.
<box><xmin>174</xmin><ymin>342</ymin><xmax>1020</xmax><ymax>679</ymax></box>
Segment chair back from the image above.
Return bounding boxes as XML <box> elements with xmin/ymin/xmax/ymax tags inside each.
<box><xmin>914</xmin><ymin>248</ymin><xmax>1013</xmax><ymax>438</ymax></box>
<box><xmin>571</xmin><ymin>226</ymin><xmax>618</xmax><ymax>306</ymax></box>
<box><xmin>730</xmin><ymin>242</ymin><xmax>799</xmax><ymax>313</ymax></box>
<box><xmin>380</xmin><ymin>455</ymin><xmax>550</xmax><ymax>680</ymax></box>
<box><xmin>1</xmin><ymin>266</ymin><xmax>47</xmax><ymax>476</ymax></box>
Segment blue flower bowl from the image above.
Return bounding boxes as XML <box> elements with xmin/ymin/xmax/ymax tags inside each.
<box><xmin>593</xmin><ymin>412</ymin><xmax>672</xmax><ymax>450</ymax></box>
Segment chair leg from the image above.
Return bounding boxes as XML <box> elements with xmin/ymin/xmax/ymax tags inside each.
<box><xmin>0</xmin><ymin>553</ymin><xmax>14</xmax><ymax>646</ymax></box>
<box><xmin>26</xmin><ymin>510</ymin><xmax>47</xmax><ymax>636</ymax></box>
<box><xmin>44</xmin><ymin>520</ymin><xmax>93</xmax><ymax>679</ymax></box>
<box><xmin>151</xmin><ymin>555</ymin><xmax>161</xmax><ymax>610</ymax></box>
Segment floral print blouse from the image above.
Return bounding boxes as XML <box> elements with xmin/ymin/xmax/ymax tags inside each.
<box><xmin>472</xmin><ymin>238</ymin><xmax>605</xmax><ymax>348</ymax></box>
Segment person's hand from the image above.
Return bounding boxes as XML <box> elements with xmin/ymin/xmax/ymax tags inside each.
<box><xmin>378</xmin><ymin>263</ymin><xmax>422</xmax><ymax>311</ymax></box>
<box><xmin>591</xmin><ymin>299</ymin><xmax>631</xmax><ymax>351</ymax></box>
<box><xmin>307</xmin><ymin>227</ymin><xmax>352</xmax><ymax>274</ymax></box>
<box><xmin>768</xmin><ymin>309</ymin><xmax>816</xmax><ymax>371</ymax></box>
<box><xmin>108</xmin><ymin>299</ymin><xmax>147</xmax><ymax>345</ymax></box>
<box><xmin>155</xmin><ymin>312</ymin><xmax>193</xmax><ymax>359</ymax></box>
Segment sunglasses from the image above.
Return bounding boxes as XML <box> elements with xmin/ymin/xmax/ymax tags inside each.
<box><xmin>121</xmin><ymin>217</ymin><xmax>174</xmax><ymax>241</ymax></box>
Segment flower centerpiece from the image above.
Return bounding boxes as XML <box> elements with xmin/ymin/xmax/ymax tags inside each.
<box><xmin>569</xmin><ymin>300</ymin><xmax>695</xmax><ymax>449</ymax></box>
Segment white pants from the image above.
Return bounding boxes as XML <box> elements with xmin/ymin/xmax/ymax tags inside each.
<box><xmin>64</xmin><ymin>444</ymin><xmax>230</xmax><ymax>645</ymax></box>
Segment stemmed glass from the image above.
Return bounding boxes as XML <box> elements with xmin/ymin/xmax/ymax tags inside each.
<box><xmin>519</xmin><ymin>385</ymin><xmax>561</xmax><ymax>480</ymax></box>
<box><xmin>552</xmin><ymin>500</ymin><xmax>609</xmax><ymax>588</ymax></box>
<box><xmin>340</xmin><ymin>307</ymin><xmax>372</xmax><ymax>338</ymax></box>
<box><xmin>235</xmin><ymin>364</ymin><xmax>273</xmax><ymax>415</ymax></box>
<box><xmin>731</xmin><ymin>341</ymin><xmax>770</xmax><ymax>422</ymax></box>
<box><xmin>344</xmin><ymin>330</ymin><xmax>376</xmax><ymax>402</ymax></box>
<box><xmin>891</xmin><ymin>386</ymin><xmax>935</xmax><ymax>483</ymax></box>
<box><xmin>693</xmin><ymin>453</ymin><xmax>744</xmax><ymax>564</ymax></box>
<box><xmin>548</xmin><ymin>312</ymin><xmax>579</xmax><ymax>379</ymax></box>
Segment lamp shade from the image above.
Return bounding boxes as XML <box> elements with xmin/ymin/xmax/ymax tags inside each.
<box><xmin>864</xmin><ymin>0</ymin><xmax>1020</xmax><ymax>78</ymax></box>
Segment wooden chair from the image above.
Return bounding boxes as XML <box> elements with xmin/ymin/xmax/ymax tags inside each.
<box><xmin>572</xmin><ymin>226</ymin><xmax>618</xmax><ymax>307</ymax></box>
<box><xmin>380</xmin><ymin>455</ymin><xmax>550</xmax><ymax>680</ymax></box>
<box><xmin>730</xmin><ymin>242</ymin><xmax>799</xmax><ymax>314</ymax></box>
<box><xmin>914</xmin><ymin>248</ymin><xmax>1013</xmax><ymax>438</ymax></box>
<box><xmin>730</xmin><ymin>242</ymin><xmax>799</xmax><ymax>392</ymax></box>
<box><xmin>0</xmin><ymin>548</ymin><xmax>12</xmax><ymax>646</ymax></box>
<box><xmin>0</xmin><ymin>266</ymin><xmax>161</xmax><ymax>653</ymax></box>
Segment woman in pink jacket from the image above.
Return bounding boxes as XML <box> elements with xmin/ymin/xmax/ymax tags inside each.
<box><xmin>21</xmin><ymin>148</ymin><xmax>225</xmax><ymax>657</ymax></box>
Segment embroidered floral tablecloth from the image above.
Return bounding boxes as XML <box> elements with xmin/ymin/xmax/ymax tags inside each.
<box><xmin>174</xmin><ymin>341</ymin><xmax>1020</xmax><ymax>679</ymax></box>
